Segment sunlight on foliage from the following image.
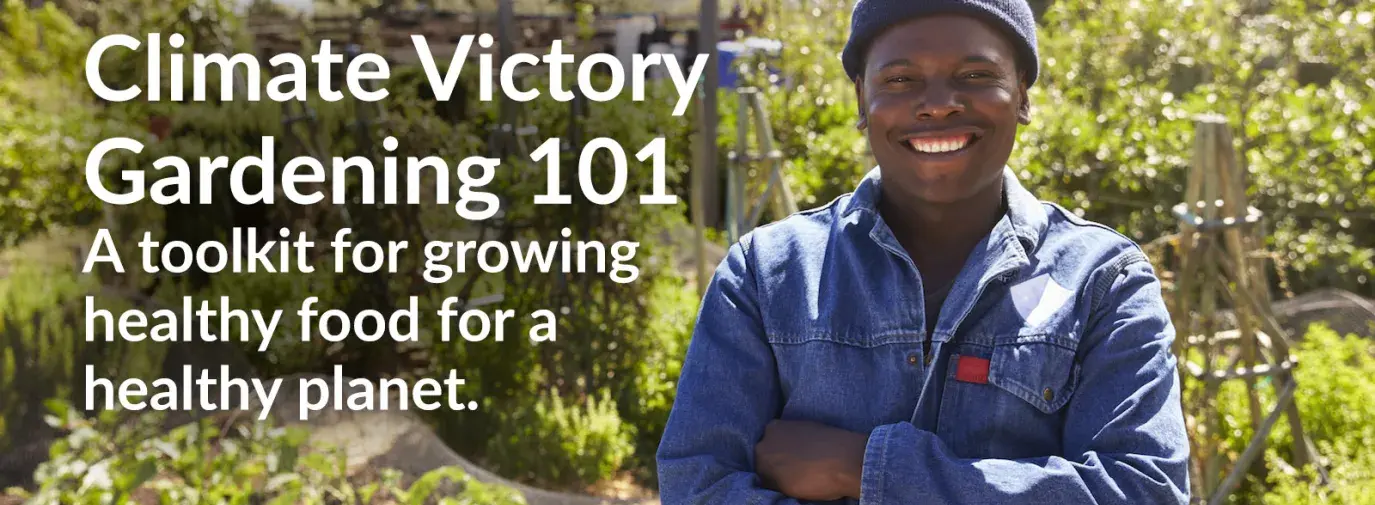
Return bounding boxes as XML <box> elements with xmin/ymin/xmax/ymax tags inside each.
<box><xmin>1213</xmin><ymin>324</ymin><xmax>1375</xmax><ymax>503</ymax></box>
<box><xmin>7</xmin><ymin>401</ymin><xmax>526</xmax><ymax>504</ymax></box>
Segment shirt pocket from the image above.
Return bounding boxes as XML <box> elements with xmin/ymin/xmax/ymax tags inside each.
<box><xmin>987</xmin><ymin>335</ymin><xmax>1081</xmax><ymax>414</ymax></box>
<box><xmin>937</xmin><ymin>334</ymin><xmax>1081</xmax><ymax>459</ymax></box>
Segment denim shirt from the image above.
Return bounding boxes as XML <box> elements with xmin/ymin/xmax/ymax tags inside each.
<box><xmin>655</xmin><ymin>167</ymin><xmax>1191</xmax><ymax>504</ymax></box>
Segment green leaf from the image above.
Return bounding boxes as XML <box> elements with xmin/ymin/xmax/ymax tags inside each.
<box><xmin>115</xmin><ymin>459</ymin><xmax>157</xmax><ymax>493</ymax></box>
<box><xmin>43</xmin><ymin>398</ymin><xmax>71</xmax><ymax>419</ymax></box>
<box><xmin>405</xmin><ymin>467</ymin><xmax>470</xmax><ymax>505</ymax></box>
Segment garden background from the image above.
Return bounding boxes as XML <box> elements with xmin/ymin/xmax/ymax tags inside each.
<box><xmin>1</xmin><ymin>0</ymin><xmax>1374</xmax><ymax>503</ymax></box>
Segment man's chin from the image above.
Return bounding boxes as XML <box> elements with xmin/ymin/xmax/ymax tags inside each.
<box><xmin>910</xmin><ymin>168</ymin><xmax>972</xmax><ymax>194</ymax></box>
<box><xmin>912</xmin><ymin>188</ymin><xmax>975</xmax><ymax>205</ymax></box>
<box><xmin>881</xmin><ymin>170</ymin><xmax>987</xmax><ymax>205</ymax></box>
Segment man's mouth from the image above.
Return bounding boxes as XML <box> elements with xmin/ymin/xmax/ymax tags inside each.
<box><xmin>902</xmin><ymin>132</ymin><xmax>979</xmax><ymax>154</ymax></box>
<box><xmin>902</xmin><ymin>131</ymin><xmax>983</xmax><ymax>156</ymax></box>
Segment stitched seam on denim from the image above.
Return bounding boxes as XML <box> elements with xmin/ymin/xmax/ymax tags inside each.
<box><xmin>955</xmin><ymin>334</ymin><xmax>1078</xmax><ymax>350</ymax></box>
<box><xmin>987</xmin><ymin>372</ymin><xmax>1066</xmax><ymax>413</ymax></box>
<box><xmin>993</xmin><ymin>333</ymin><xmax>1079</xmax><ymax>350</ymax></box>
<box><xmin>996</xmin><ymin>382</ymin><xmax>1058</xmax><ymax>412</ymax></box>
<box><xmin>937</xmin><ymin>354</ymin><xmax>964</xmax><ymax>439</ymax></box>
<box><xmin>952</xmin><ymin>339</ymin><xmax>996</xmax><ymax>351</ymax></box>
<box><xmin>1046</xmin><ymin>200</ymin><xmax>1158</xmax><ymax>310</ymax></box>
<box><xmin>737</xmin><ymin>234</ymin><xmax>766</xmax><ymax>340</ymax></box>
<box><xmin>876</xmin><ymin>426</ymin><xmax>889</xmax><ymax>504</ymax></box>
<box><xmin>1045</xmin><ymin>201</ymin><xmax>1145</xmax><ymax>244</ymax></box>
<box><xmin>1090</xmin><ymin>250</ymin><xmax>1150</xmax><ymax>317</ymax></box>
<box><xmin>860</xmin><ymin>424</ymin><xmax>887</xmax><ymax>505</ymax></box>
<box><xmin>795</xmin><ymin>191</ymin><xmax>848</xmax><ymax>218</ymax></box>
<box><xmin>745</xmin><ymin>199</ymin><xmax>843</xmax><ymax>247</ymax></box>
<box><xmin>765</xmin><ymin>332</ymin><xmax>924</xmax><ymax>348</ymax></box>
<box><xmin>989</xmin><ymin>342</ymin><xmax>1077</xmax><ymax>412</ymax></box>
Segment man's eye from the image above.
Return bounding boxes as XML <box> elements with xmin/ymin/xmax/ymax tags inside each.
<box><xmin>886</xmin><ymin>76</ymin><xmax>911</xmax><ymax>83</ymax></box>
<box><xmin>963</xmin><ymin>71</ymin><xmax>994</xmax><ymax>79</ymax></box>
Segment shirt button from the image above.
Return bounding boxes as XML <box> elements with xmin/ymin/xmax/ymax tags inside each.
<box><xmin>907</xmin><ymin>353</ymin><xmax>919</xmax><ymax>366</ymax></box>
<box><xmin>1043</xmin><ymin>388</ymin><xmax>1055</xmax><ymax>402</ymax></box>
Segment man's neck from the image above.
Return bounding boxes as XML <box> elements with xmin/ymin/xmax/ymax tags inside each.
<box><xmin>877</xmin><ymin>178</ymin><xmax>1006</xmax><ymax>289</ymax></box>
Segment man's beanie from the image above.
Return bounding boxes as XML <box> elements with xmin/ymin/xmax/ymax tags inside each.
<box><xmin>841</xmin><ymin>0</ymin><xmax>1040</xmax><ymax>86</ymax></box>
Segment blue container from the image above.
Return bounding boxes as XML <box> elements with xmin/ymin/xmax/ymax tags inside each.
<box><xmin>718</xmin><ymin>49</ymin><xmax>740</xmax><ymax>88</ymax></box>
<box><xmin>716</xmin><ymin>38</ymin><xmax>783</xmax><ymax>89</ymax></box>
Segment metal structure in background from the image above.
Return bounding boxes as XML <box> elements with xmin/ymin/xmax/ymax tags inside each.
<box><xmin>486</xmin><ymin>0</ymin><xmax>591</xmax><ymax>161</ymax></box>
<box><xmin>723</xmin><ymin>87</ymin><xmax>797</xmax><ymax>245</ymax></box>
<box><xmin>487</xmin><ymin>0</ymin><xmax>539</xmax><ymax>161</ymax></box>
<box><xmin>692</xmin><ymin>0</ymin><xmax>721</xmax><ymax>295</ymax></box>
<box><xmin>1170</xmin><ymin>114</ymin><xmax>1328</xmax><ymax>505</ymax></box>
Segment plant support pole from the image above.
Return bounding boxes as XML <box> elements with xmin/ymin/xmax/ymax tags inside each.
<box><xmin>699</xmin><ymin>0</ymin><xmax>720</xmax><ymax>229</ymax></box>
<box><xmin>498</xmin><ymin>0</ymin><xmax>517</xmax><ymax>151</ymax></box>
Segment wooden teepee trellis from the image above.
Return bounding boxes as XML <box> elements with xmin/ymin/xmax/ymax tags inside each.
<box><xmin>1169</xmin><ymin>114</ymin><xmax>1327</xmax><ymax>504</ymax></box>
<box><xmin>724</xmin><ymin>87</ymin><xmax>798</xmax><ymax>244</ymax></box>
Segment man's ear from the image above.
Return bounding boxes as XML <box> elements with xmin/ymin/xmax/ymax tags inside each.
<box><xmin>854</xmin><ymin>76</ymin><xmax>868</xmax><ymax>130</ymax></box>
<box><xmin>1016</xmin><ymin>80</ymin><xmax>1031</xmax><ymax>125</ymax></box>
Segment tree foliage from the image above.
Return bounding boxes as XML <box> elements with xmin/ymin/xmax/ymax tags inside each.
<box><xmin>738</xmin><ymin>0</ymin><xmax>1375</xmax><ymax>298</ymax></box>
<box><xmin>1214</xmin><ymin>324</ymin><xmax>1375</xmax><ymax>503</ymax></box>
<box><xmin>1</xmin><ymin>0</ymin><xmax>707</xmax><ymax>493</ymax></box>
<box><xmin>4</xmin><ymin>0</ymin><xmax>1375</xmax><ymax>499</ymax></box>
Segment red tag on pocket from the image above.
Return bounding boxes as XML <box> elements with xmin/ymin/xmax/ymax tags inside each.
<box><xmin>955</xmin><ymin>356</ymin><xmax>990</xmax><ymax>384</ymax></box>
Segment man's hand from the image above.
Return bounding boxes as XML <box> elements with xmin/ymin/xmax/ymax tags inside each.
<box><xmin>754</xmin><ymin>419</ymin><xmax>869</xmax><ymax>501</ymax></box>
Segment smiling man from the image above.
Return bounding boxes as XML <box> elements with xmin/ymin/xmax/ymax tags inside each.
<box><xmin>655</xmin><ymin>0</ymin><xmax>1191</xmax><ymax>504</ymax></box>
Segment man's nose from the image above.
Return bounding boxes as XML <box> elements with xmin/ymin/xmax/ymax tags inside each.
<box><xmin>915</xmin><ymin>83</ymin><xmax>964</xmax><ymax>119</ymax></box>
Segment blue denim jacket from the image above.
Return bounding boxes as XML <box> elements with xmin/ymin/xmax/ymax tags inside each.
<box><xmin>656</xmin><ymin>167</ymin><xmax>1191</xmax><ymax>504</ymax></box>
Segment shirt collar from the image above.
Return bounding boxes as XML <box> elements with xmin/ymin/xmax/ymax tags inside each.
<box><xmin>843</xmin><ymin>165</ymin><xmax>1049</xmax><ymax>340</ymax></box>
<box><xmin>841</xmin><ymin>165</ymin><xmax>1048</xmax><ymax>253</ymax></box>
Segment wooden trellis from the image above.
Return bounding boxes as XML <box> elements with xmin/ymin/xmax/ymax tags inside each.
<box><xmin>1170</xmin><ymin>114</ymin><xmax>1327</xmax><ymax>504</ymax></box>
<box><xmin>724</xmin><ymin>87</ymin><xmax>797</xmax><ymax>244</ymax></box>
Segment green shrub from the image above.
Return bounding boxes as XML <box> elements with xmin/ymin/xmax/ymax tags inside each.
<box><xmin>484</xmin><ymin>389</ymin><xmax>635</xmax><ymax>491</ymax></box>
<box><xmin>3</xmin><ymin>0</ymin><xmax>696</xmax><ymax>491</ymax></box>
<box><xmin>1264</xmin><ymin>446</ymin><xmax>1375</xmax><ymax>505</ymax></box>
<box><xmin>0</xmin><ymin>0</ymin><xmax>124</xmax><ymax>248</ymax></box>
<box><xmin>1014</xmin><ymin>0</ymin><xmax>1375</xmax><ymax>298</ymax></box>
<box><xmin>1213</xmin><ymin>323</ymin><xmax>1375</xmax><ymax>503</ymax></box>
<box><xmin>8</xmin><ymin>400</ymin><xmax>526</xmax><ymax>505</ymax></box>
<box><xmin>617</xmin><ymin>272</ymin><xmax>699</xmax><ymax>486</ymax></box>
<box><xmin>739</xmin><ymin>0</ymin><xmax>1375</xmax><ymax>298</ymax></box>
<box><xmin>0</xmin><ymin>231</ymin><xmax>167</xmax><ymax>452</ymax></box>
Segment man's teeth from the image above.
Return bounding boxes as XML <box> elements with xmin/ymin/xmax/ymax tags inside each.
<box><xmin>909</xmin><ymin>136</ymin><xmax>971</xmax><ymax>153</ymax></box>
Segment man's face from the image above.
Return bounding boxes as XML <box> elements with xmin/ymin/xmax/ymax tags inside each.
<box><xmin>855</xmin><ymin>15</ymin><xmax>1030</xmax><ymax>204</ymax></box>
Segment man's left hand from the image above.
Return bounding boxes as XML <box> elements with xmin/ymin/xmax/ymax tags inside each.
<box><xmin>754</xmin><ymin>419</ymin><xmax>869</xmax><ymax>501</ymax></box>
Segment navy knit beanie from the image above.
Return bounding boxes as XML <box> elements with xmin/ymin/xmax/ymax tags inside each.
<box><xmin>841</xmin><ymin>0</ymin><xmax>1040</xmax><ymax>86</ymax></box>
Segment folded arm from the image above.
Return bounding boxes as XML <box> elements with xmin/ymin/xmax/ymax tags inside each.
<box><xmin>656</xmin><ymin>244</ymin><xmax>1191</xmax><ymax>505</ymax></box>
<box><xmin>654</xmin><ymin>240</ymin><xmax>818</xmax><ymax>504</ymax></box>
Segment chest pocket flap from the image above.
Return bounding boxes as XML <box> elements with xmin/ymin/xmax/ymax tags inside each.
<box><xmin>987</xmin><ymin>336</ymin><xmax>1081</xmax><ymax>414</ymax></box>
